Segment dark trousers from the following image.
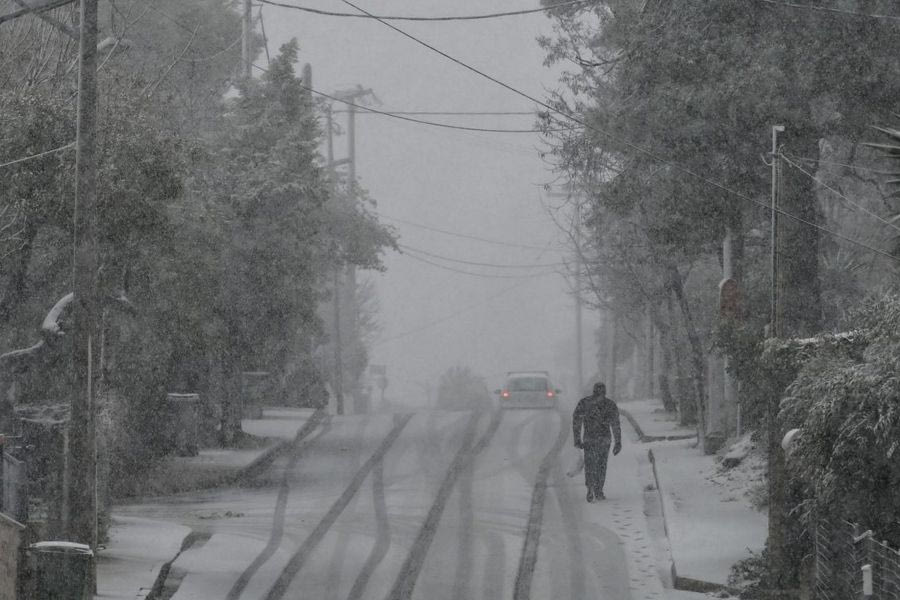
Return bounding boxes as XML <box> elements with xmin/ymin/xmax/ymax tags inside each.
<box><xmin>583</xmin><ymin>439</ymin><xmax>611</xmax><ymax>493</ymax></box>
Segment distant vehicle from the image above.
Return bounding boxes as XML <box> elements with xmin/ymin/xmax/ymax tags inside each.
<box><xmin>494</xmin><ymin>371</ymin><xmax>560</xmax><ymax>409</ymax></box>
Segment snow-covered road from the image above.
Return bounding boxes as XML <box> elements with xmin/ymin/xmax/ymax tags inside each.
<box><xmin>118</xmin><ymin>409</ymin><xmax>652</xmax><ymax>600</ymax></box>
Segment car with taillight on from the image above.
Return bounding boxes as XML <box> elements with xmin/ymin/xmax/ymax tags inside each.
<box><xmin>494</xmin><ymin>371</ymin><xmax>560</xmax><ymax>409</ymax></box>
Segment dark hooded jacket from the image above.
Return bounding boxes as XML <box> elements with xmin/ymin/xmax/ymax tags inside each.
<box><xmin>573</xmin><ymin>395</ymin><xmax>622</xmax><ymax>446</ymax></box>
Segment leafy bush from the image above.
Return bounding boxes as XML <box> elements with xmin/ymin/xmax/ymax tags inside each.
<box><xmin>780</xmin><ymin>296</ymin><xmax>900</xmax><ymax>545</ymax></box>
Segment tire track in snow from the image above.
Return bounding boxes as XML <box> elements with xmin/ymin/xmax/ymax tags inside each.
<box><xmin>512</xmin><ymin>410</ymin><xmax>568</xmax><ymax>600</ymax></box>
<box><xmin>551</xmin><ymin>462</ymin><xmax>588</xmax><ymax>599</ymax></box>
<box><xmin>452</xmin><ymin>408</ymin><xmax>508</xmax><ymax>599</ymax></box>
<box><xmin>345</xmin><ymin>455</ymin><xmax>389</xmax><ymax>600</ymax></box>
<box><xmin>225</xmin><ymin>412</ymin><xmax>332</xmax><ymax>600</ymax></box>
<box><xmin>261</xmin><ymin>413</ymin><xmax>413</xmax><ymax>600</ymax></box>
<box><xmin>384</xmin><ymin>409</ymin><xmax>503</xmax><ymax>600</ymax></box>
<box><xmin>323</xmin><ymin>419</ymin><xmax>369</xmax><ymax>600</ymax></box>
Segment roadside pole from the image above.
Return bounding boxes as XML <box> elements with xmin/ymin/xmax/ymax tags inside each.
<box><xmin>241</xmin><ymin>0</ymin><xmax>252</xmax><ymax>78</ymax></box>
<box><xmin>69</xmin><ymin>0</ymin><xmax>100</xmax><ymax>552</ymax></box>
<box><xmin>767</xmin><ymin>124</ymin><xmax>790</xmax><ymax>589</ymax></box>
<box><xmin>346</xmin><ymin>98</ymin><xmax>360</xmax><ymax>413</ymax></box>
<box><xmin>574</xmin><ymin>200</ymin><xmax>584</xmax><ymax>396</ymax></box>
<box><xmin>326</xmin><ymin>99</ymin><xmax>345</xmax><ymax>416</ymax></box>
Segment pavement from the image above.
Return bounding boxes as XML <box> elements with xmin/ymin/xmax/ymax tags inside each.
<box><xmin>620</xmin><ymin>398</ymin><xmax>768</xmax><ymax>593</ymax></box>
<box><xmin>92</xmin><ymin>404</ymin><xmax>738</xmax><ymax>599</ymax></box>
<box><xmin>94</xmin><ymin>407</ymin><xmax>317</xmax><ymax>599</ymax></box>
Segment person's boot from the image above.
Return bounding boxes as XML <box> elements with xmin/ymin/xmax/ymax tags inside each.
<box><xmin>586</xmin><ymin>488</ymin><xmax>594</xmax><ymax>503</ymax></box>
<box><xmin>595</xmin><ymin>489</ymin><xmax>605</xmax><ymax>500</ymax></box>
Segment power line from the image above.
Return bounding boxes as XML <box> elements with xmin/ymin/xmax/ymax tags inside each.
<box><xmin>400</xmin><ymin>244</ymin><xmax>566</xmax><ymax>269</ymax></box>
<box><xmin>301</xmin><ymin>81</ymin><xmax>569</xmax><ymax>134</ymax></box>
<box><xmin>401</xmin><ymin>249</ymin><xmax>560</xmax><ymax>279</ymax></box>
<box><xmin>781</xmin><ymin>153</ymin><xmax>900</xmax><ymax>236</ymax></box>
<box><xmin>782</xmin><ymin>152</ymin><xmax>899</xmax><ymax>176</ymax></box>
<box><xmin>0</xmin><ymin>142</ymin><xmax>75</xmax><ymax>169</ymax></box>
<box><xmin>340</xmin><ymin>0</ymin><xmax>900</xmax><ymax>265</ymax></box>
<box><xmin>379</xmin><ymin>213</ymin><xmax>556</xmax><ymax>251</ymax></box>
<box><xmin>333</xmin><ymin>110</ymin><xmax>537</xmax><ymax>116</ymax></box>
<box><xmin>187</xmin><ymin>32</ymin><xmax>243</xmax><ymax>63</ymax></box>
<box><xmin>750</xmin><ymin>0</ymin><xmax>900</xmax><ymax>21</ymax></box>
<box><xmin>258</xmin><ymin>0</ymin><xmax>590</xmax><ymax>22</ymax></box>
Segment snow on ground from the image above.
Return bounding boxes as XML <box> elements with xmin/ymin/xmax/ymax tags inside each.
<box><xmin>95</xmin><ymin>516</ymin><xmax>191</xmax><ymax>600</ymax></box>
<box><xmin>241</xmin><ymin>408</ymin><xmax>317</xmax><ymax>440</ymax></box>
<box><xmin>620</xmin><ymin>399</ymin><xmax>696</xmax><ymax>440</ymax></box>
<box><xmin>650</xmin><ymin>437</ymin><xmax>767</xmax><ymax>587</ymax></box>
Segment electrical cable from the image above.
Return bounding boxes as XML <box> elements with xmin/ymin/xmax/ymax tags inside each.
<box><xmin>340</xmin><ymin>0</ymin><xmax>900</xmax><ymax>265</ymax></box>
<box><xmin>301</xmin><ymin>81</ymin><xmax>570</xmax><ymax>134</ymax></box>
<box><xmin>401</xmin><ymin>250</ymin><xmax>559</xmax><ymax>279</ymax></box>
<box><xmin>378</xmin><ymin>213</ymin><xmax>555</xmax><ymax>251</ymax></box>
<box><xmin>781</xmin><ymin>153</ymin><xmax>900</xmax><ymax>236</ymax></box>
<box><xmin>187</xmin><ymin>32</ymin><xmax>243</xmax><ymax>63</ymax></box>
<box><xmin>782</xmin><ymin>152</ymin><xmax>899</xmax><ymax>176</ymax></box>
<box><xmin>400</xmin><ymin>244</ymin><xmax>566</xmax><ymax>269</ymax></box>
<box><xmin>750</xmin><ymin>0</ymin><xmax>900</xmax><ymax>21</ymax></box>
<box><xmin>333</xmin><ymin>110</ymin><xmax>537</xmax><ymax>116</ymax></box>
<box><xmin>258</xmin><ymin>0</ymin><xmax>591</xmax><ymax>22</ymax></box>
<box><xmin>0</xmin><ymin>142</ymin><xmax>75</xmax><ymax>169</ymax></box>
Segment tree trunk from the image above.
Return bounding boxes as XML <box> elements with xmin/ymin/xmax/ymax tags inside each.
<box><xmin>650</xmin><ymin>304</ymin><xmax>676</xmax><ymax>412</ymax></box>
<box><xmin>667</xmin><ymin>264</ymin><xmax>706</xmax><ymax>452</ymax></box>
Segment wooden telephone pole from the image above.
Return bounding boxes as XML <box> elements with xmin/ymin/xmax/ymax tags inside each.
<box><xmin>68</xmin><ymin>0</ymin><xmax>100</xmax><ymax>548</ymax></box>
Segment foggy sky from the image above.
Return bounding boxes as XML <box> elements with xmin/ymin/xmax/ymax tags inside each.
<box><xmin>263</xmin><ymin>0</ymin><xmax>601</xmax><ymax>406</ymax></box>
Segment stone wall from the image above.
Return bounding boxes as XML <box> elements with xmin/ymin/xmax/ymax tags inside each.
<box><xmin>0</xmin><ymin>512</ymin><xmax>23</xmax><ymax>600</ymax></box>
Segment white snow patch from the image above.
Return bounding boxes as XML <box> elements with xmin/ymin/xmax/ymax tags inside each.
<box><xmin>94</xmin><ymin>515</ymin><xmax>190</xmax><ymax>600</ymax></box>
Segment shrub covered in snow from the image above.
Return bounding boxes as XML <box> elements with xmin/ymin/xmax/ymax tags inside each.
<box><xmin>780</xmin><ymin>296</ymin><xmax>900</xmax><ymax>545</ymax></box>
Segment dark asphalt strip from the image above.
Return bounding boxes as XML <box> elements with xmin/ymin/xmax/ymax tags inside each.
<box><xmin>384</xmin><ymin>409</ymin><xmax>503</xmax><ymax>600</ymax></box>
<box><xmin>225</xmin><ymin>413</ymin><xmax>333</xmax><ymax>600</ymax></box>
<box><xmin>512</xmin><ymin>411</ymin><xmax>568</xmax><ymax>600</ymax></box>
<box><xmin>345</xmin><ymin>457</ymin><xmax>389</xmax><ymax>600</ymax></box>
<box><xmin>551</xmin><ymin>464</ymin><xmax>588</xmax><ymax>599</ymax></box>
<box><xmin>261</xmin><ymin>413</ymin><xmax>414</xmax><ymax>600</ymax></box>
<box><xmin>324</xmin><ymin>419</ymin><xmax>370</xmax><ymax>600</ymax></box>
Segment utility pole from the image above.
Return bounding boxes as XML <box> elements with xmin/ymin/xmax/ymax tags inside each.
<box><xmin>241</xmin><ymin>0</ymin><xmax>252</xmax><ymax>78</ymax></box>
<box><xmin>574</xmin><ymin>201</ymin><xmax>584</xmax><ymax>396</ymax></box>
<box><xmin>548</xmin><ymin>186</ymin><xmax>585</xmax><ymax>396</ymax></box>
<box><xmin>770</xmin><ymin>125</ymin><xmax>784</xmax><ymax>338</ymax></box>
<box><xmin>325</xmin><ymin>89</ymin><xmax>345</xmax><ymax>416</ymax></box>
<box><xmin>69</xmin><ymin>0</ymin><xmax>100</xmax><ymax>550</ymax></box>
<box><xmin>767</xmin><ymin>124</ymin><xmax>789</xmax><ymax>591</ymax></box>
<box><xmin>332</xmin><ymin>86</ymin><xmax>372</xmax><ymax>413</ymax></box>
<box><xmin>346</xmin><ymin>97</ymin><xmax>360</xmax><ymax>413</ymax></box>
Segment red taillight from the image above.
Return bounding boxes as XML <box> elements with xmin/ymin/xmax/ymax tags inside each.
<box><xmin>546</xmin><ymin>391</ymin><xmax>555</xmax><ymax>398</ymax></box>
<box><xmin>501</xmin><ymin>391</ymin><xmax>510</xmax><ymax>398</ymax></box>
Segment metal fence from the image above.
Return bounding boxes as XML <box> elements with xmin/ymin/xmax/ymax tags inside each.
<box><xmin>0</xmin><ymin>451</ymin><xmax>26</xmax><ymax>523</ymax></box>
<box><xmin>815</xmin><ymin>519</ymin><xmax>900</xmax><ymax>600</ymax></box>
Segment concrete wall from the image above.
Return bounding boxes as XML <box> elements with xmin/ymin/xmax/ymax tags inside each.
<box><xmin>0</xmin><ymin>512</ymin><xmax>24</xmax><ymax>600</ymax></box>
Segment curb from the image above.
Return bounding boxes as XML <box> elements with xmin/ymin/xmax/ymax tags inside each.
<box><xmin>646</xmin><ymin>447</ymin><xmax>730</xmax><ymax>595</ymax></box>
<box><xmin>620</xmin><ymin>408</ymin><xmax>697</xmax><ymax>443</ymax></box>
<box><xmin>144</xmin><ymin>530</ymin><xmax>207</xmax><ymax>600</ymax></box>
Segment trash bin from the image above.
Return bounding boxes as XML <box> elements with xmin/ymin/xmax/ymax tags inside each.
<box><xmin>29</xmin><ymin>541</ymin><xmax>93</xmax><ymax>600</ymax></box>
<box><xmin>167</xmin><ymin>393</ymin><xmax>200</xmax><ymax>457</ymax></box>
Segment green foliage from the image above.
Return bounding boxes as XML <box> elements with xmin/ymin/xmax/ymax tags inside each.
<box><xmin>780</xmin><ymin>296</ymin><xmax>900</xmax><ymax>544</ymax></box>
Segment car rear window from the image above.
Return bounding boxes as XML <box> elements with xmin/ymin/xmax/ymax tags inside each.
<box><xmin>508</xmin><ymin>377</ymin><xmax>548</xmax><ymax>392</ymax></box>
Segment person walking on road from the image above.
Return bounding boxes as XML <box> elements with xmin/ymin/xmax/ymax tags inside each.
<box><xmin>572</xmin><ymin>382</ymin><xmax>622</xmax><ymax>502</ymax></box>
